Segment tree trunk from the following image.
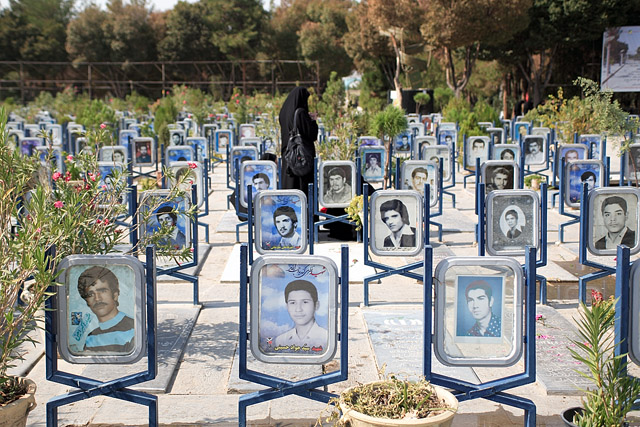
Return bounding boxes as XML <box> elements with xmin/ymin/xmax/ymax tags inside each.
<box><xmin>389</xmin><ymin>32</ymin><xmax>403</xmax><ymax>108</ymax></box>
<box><xmin>444</xmin><ymin>45</ymin><xmax>478</xmax><ymax>98</ymax></box>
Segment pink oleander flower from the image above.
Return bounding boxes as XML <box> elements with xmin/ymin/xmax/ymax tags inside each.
<box><xmin>103</xmin><ymin>218</ymin><xmax>110</xmax><ymax>225</ymax></box>
<box><xmin>100</xmin><ymin>123</ymin><xmax>107</xmax><ymax>129</ymax></box>
<box><xmin>67</xmin><ymin>155</ymin><xmax>74</xmax><ymax>161</ymax></box>
<box><xmin>536</xmin><ymin>314</ymin><xmax>543</xmax><ymax>321</ymax></box>
<box><xmin>54</xmin><ymin>201</ymin><xmax>64</xmax><ymax>208</ymax></box>
<box><xmin>183</xmin><ymin>100</ymin><xmax>187</xmax><ymax>104</ymax></box>
<box><xmin>188</xmin><ymin>162</ymin><xmax>197</xmax><ymax>169</ymax></box>
<box><xmin>35</xmin><ymin>227</ymin><xmax>41</xmax><ymax>233</ymax></box>
<box><xmin>52</xmin><ymin>171</ymin><xmax>62</xmax><ymax>181</ymax></box>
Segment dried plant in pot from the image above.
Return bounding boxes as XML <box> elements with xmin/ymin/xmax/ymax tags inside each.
<box><xmin>326</xmin><ymin>376</ymin><xmax>457</xmax><ymax>427</ymax></box>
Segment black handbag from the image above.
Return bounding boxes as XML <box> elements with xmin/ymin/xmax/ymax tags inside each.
<box><xmin>284</xmin><ymin>108</ymin><xmax>314</xmax><ymax>177</ymax></box>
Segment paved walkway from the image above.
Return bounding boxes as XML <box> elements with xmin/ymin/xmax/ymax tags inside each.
<box><xmin>20</xmin><ymin>160</ymin><xmax>640</xmax><ymax>426</ymax></box>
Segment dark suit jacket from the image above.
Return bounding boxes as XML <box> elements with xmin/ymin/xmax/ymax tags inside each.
<box><xmin>506</xmin><ymin>228</ymin><xmax>522</xmax><ymax>239</ymax></box>
<box><xmin>595</xmin><ymin>228</ymin><xmax>636</xmax><ymax>249</ymax></box>
<box><xmin>383</xmin><ymin>227</ymin><xmax>417</xmax><ymax>248</ymax></box>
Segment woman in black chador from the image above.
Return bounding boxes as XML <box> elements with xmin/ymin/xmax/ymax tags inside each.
<box><xmin>278</xmin><ymin>87</ymin><xmax>318</xmax><ymax>198</ymax></box>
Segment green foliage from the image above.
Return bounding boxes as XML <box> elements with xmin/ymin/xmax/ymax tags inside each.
<box><xmin>569</xmin><ymin>293</ymin><xmax>640</xmax><ymax>426</ymax></box>
<box><xmin>442</xmin><ymin>97</ymin><xmax>487</xmax><ymax>143</ymax></box>
<box><xmin>370</xmin><ymin>105</ymin><xmax>408</xmax><ymax>185</ymax></box>
<box><xmin>345</xmin><ymin>195</ymin><xmax>364</xmax><ymax>231</ymax></box>
<box><xmin>152</xmin><ymin>96</ymin><xmax>178</xmax><ymax>146</ymax></box>
<box><xmin>317</xmin><ymin>71</ymin><xmax>346</xmax><ymax>133</ymax></box>
<box><xmin>358</xmin><ymin>68</ymin><xmax>387</xmax><ymax>113</ymax></box>
<box><xmin>75</xmin><ymin>99</ymin><xmax>117</xmax><ymax>130</ymax></box>
<box><xmin>433</xmin><ymin>87</ymin><xmax>454</xmax><ymax>112</ymax></box>
<box><xmin>526</xmin><ymin>78</ymin><xmax>635</xmax><ymax>147</ymax></box>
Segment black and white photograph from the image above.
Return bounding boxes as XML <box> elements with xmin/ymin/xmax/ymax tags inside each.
<box><xmin>486</xmin><ymin>190</ymin><xmax>539</xmax><ymax>256</ymax></box>
<box><xmin>400</xmin><ymin>160</ymin><xmax>438</xmax><ymax>207</ymax></box>
<box><xmin>249</xmin><ymin>256</ymin><xmax>337</xmax><ymax>364</ymax></box>
<box><xmin>421</xmin><ymin>145</ymin><xmax>451</xmax><ymax>182</ymax></box>
<box><xmin>370</xmin><ymin>190</ymin><xmax>423</xmax><ymax>257</ymax></box>
<box><xmin>56</xmin><ymin>255</ymin><xmax>146</xmax><ymax>364</ymax></box>
<box><xmin>523</xmin><ymin>136</ymin><xmax>546</xmax><ymax>166</ymax></box>
<box><xmin>465</xmin><ymin>136</ymin><xmax>489</xmax><ymax>170</ymax></box>
<box><xmin>169</xmin><ymin>129</ymin><xmax>185</xmax><ymax>146</ymax></box>
<box><xmin>319</xmin><ymin>161</ymin><xmax>355</xmax><ymax>208</ymax></box>
<box><xmin>255</xmin><ymin>190</ymin><xmax>307</xmax><ymax>254</ymax></box>
<box><xmin>482</xmin><ymin>161</ymin><xmax>518</xmax><ymax>196</ymax></box>
<box><xmin>361</xmin><ymin>148</ymin><xmax>385</xmax><ymax>181</ymax></box>
<box><xmin>587</xmin><ymin>188</ymin><xmax>640</xmax><ymax>256</ymax></box>
<box><xmin>488</xmin><ymin>128</ymin><xmax>504</xmax><ymax>145</ymax></box>
<box><xmin>100</xmin><ymin>146</ymin><xmax>127</xmax><ymax>164</ymax></box>
<box><xmin>133</xmin><ymin>138</ymin><xmax>154</xmax><ymax>167</ymax></box>
<box><xmin>433</xmin><ymin>257</ymin><xmax>523</xmax><ymax>366</ymax></box>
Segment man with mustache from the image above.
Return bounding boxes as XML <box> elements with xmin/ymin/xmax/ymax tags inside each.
<box><xmin>77</xmin><ymin>266</ymin><xmax>134</xmax><ymax>353</ymax></box>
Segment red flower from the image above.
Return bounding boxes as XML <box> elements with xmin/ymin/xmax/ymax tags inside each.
<box><xmin>591</xmin><ymin>289</ymin><xmax>604</xmax><ymax>305</ymax></box>
<box><xmin>188</xmin><ymin>162</ymin><xmax>197</xmax><ymax>169</ymax></box>
<box><xmin>54</xmin><ymin>201</ymin><xmax>64</xmax><ymax>208</ymax></box>
<box><xmin>103</xmin><ymin>218</ymin><xmax>110</xmax><ymax>225</ymax></box>
<box><xmin>100</xmin><ymin>123</ymin><xmax>107</xmax><ymax>129</ymax></box>
<box><xmin>52</xmin><ymin>172</ymin><xmax>62</xmax><ymax>181</ymax></box>
<box><xmin>67</xmin><ymin>155</ymin><xmax>74</xmax><ymax>161</ymax></box>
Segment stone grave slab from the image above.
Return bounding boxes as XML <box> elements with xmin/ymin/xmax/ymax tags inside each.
<box><xmin>156</xmin><ymin>243</ymin><xmax>212</xmax><ymax>281</ymax></box>
<box><xmin>81</xmin><ymin>304</ymin><xmax>201</xmax><ymax>393</ymax></box>
<box><xmin>436</xmin><ymin>209</ymin><xmax>477</xmax><ymax>233</ymax></box>
<box><xmin>220</xmin><ymin>242</ymin><xmax>376</xmax><ymax>284</ymax></box>
<box><xmin>363</xmin><ymin>310</ymin><xmax>480</xmax><ymax>383</ymax></box>
<box><xmin>403</xmin><ymin>243</ymin><xmax>456</xmax><ymax>277</ymax></box>
<box><xmin>216</xmin><ymin>210</ymin><xmax>243</xmax><ymax>233</ymax></box>
<box><xmin>535</xmin><ymin>304</ymin><xmax>591</xmax><ymax>395</ymax></box>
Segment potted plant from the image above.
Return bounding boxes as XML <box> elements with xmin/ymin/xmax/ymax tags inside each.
<box><xmin>325</xmin><ymin>376</ymin><xmax>457</xmax><ymax>426</ymax></box>
<box><xmin>563</xmin><ymin>290</ymin><xmax>640</xmax><ymax>426</ymax></box>
<box><xmin>524</xmin><ymin>174</ymin><xmax>544</xmax><ymax>191</ymax></box>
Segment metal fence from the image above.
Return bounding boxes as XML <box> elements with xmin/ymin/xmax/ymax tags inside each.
<box><xmin>0</xmin><ymin>60</ymin><xmax>320</xmax><ymax>102</ymax></box>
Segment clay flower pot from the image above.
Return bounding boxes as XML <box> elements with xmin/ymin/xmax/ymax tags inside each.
<box><xmin>0</xmin><ymin>377</ymin><xmax>37</xmax><ymax>427</ymax></box>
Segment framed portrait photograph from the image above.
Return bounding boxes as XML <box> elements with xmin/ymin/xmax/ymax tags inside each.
<box><xmin>239</xmin><ymin>123</ymin><xmax>256</xmax><ymax>139</ymax></box>
<box><xmin>255</xmin><ymin>190</ymin><xmax>308</xmax><ymax>254</ymax></box>
<box><xmin>486</xmin><ymin>190</ymin><xmax>540</xmax><ymax>256</ymax></box>
<box><xmin>409</xmin><ymin>123</ymin><xmax>424</xmax><ymax>138</ymax></box>
<box><xmin>203</xmin><ymin>123</ymin><xmax>218</xmax><ymax>141</ymax></box>
<box><xmin>44</xmin><ymin>124</ymin><xmax>63</xmax><ymax>145</ymax></box>
<box><xmin>19</xmin><ymin>137</ymin><xmax>42</xmax><ymax>156</ymax></box>
<box><xmin>97</xmin><ymin>161</ymin><xmax>127</xmax><ymax>208</ymax></box>
<box><xmin>35</xmin><ymin>146</ymin><xmax>63</xmax><ymax>171</ymax></box>
<box><xmin>132</xmin><ymin>137</ymin><xmax>155</xmax><ymax>167</ymax></box>
<box><xmin>23</xmin><ymin>124</ymin><xmax>40</xmax><ymax>138</ymax></box>
<box><xmin>186</xmin><ymin>137</ymin><xmax>208</xmax><ymax>162</ymax></box>
<box><xmin>514</xmin><ymin>122</ymin><xmax>530</xmax><ymax>140</ymax></box>
<box><xmin>587</xmin><ymin>187</ymin><xmax>640</xmax><ymax>256</ymax></box>
<box><xmin>239</xmin><ymin>160</ymin><xmax>277</xmax><ymax>208</ymax></box>
<box><xmin>358</xmin><ymin>136</ymin><xmax>382</xmax><ymax>147</ymax></box>
<box><xmin>438</xmin><ymin>129</ymin><xmax>457</xmax><ymax>147</ymax></box>
<box><xmin>559</xmin><ymin>144</ymin><xmax>588</xmax><ymax>163</ymax></box>
<box><xmin>230</xmin><ymin>146</ymin><xmax>259</xmax><ymax>183</ymax></box>
<box><xmin>319</xmin><ymin>161</ymin><xmax>355</xmax><ymax>208</ymax></box>
<box><xmin>250</xmin><ymin>255</ymin><xmax>338</xmax><ymax>364</ymax></box>
<box><xmin>488</xmin><ymin>127</ymin><xmax>505</xmax><ymax>146</ymax></box>
<box><xmin>579</xmin><ymin>134</ymin><xmax>602</xmax><ymax>159</ymax></box>
<box><xmin>565</xmin><ymin>159</ymin><xmax>605</xmax><ymax>208</ymax></box>
<box><xmin>166</xmin><ymin>146</ymin><xmax>195</xmax><ymax>165</ymax></box>
<box><xmin>361</xmin><ymin>147</ymin><xmax>385</xmax><ymax>182</ymax></box>
<box><xmin>465</xmin><ymin>136</ymin><xmax>489</xmax><ymax>170</ymax></box>
<box><xmin>400</xmin><ymin>160</ymin><xmax>439</xmax><ymax>207</ymax></box>
<box><xmin>406</xmin><ymin>113</ymin><xmax>419</xmax><ymax>124</ymax></box>
<box><xmin>522</xmin><ymin>135</ymin><xmax>546</xmax><ymax>166</ymax></box>
<box><xmin>422</xmin><ymin>145</ymin><xmax>451</xmax><ymax>182</ymax></box>
<box><xmin>169</xmin><ymin>129</ymin><xmax>185</xmax><ymax>146</ymax></box>
<box><xmin>370</xmin><ymin>190</ymin><xmax>423</xmax><ymax>257</ymax></box>
<box><xmin>99</xmin><ymin>146</ymin><xmax>128</xmax><ymax>164</ymax></box>
<box><xmin>139</xmin><ymin>190</ymin><xmax>191</xmax><ymax>251</ymax></box>
<box><xmin>629</xmin><ymin>259</ymin><xmax>640</xmax><ymax>366</ymax></box>
<box><xmin>625</xmin><ymin>143</ymin><xmax>640</xmax><ymax>182</ymax></box>
<box><xmin>170</xmin><ymin>161</ymin><xmax>205</xmax><ymax>208</ymax></box>
<box><xmin>481</xmin><ymin>161</ymin><xmax>519</xmax><ymax>196</ymax></box>
<box><xmin>240</xmin><ymin>136</ymin><xmax>261</xmax><ymax>149</ymax></box>
<box><xmin>118</xmin><ymin>130</ymin><xmax>137</xmax><ymax>149</ymax></box>
<box><xmin>76</xmin><ymin>137</ymin><xmax>96</xmax><ymax>155</ymax></box>
<box><xmin>493</xmin><ymin>144</ymin><xmax>519</xmax><ymax>162</ymax></box>
<box><xmin>215</xmin><ymin>129</ymin><xmax>233</xmax><ymax>153</ymax></box>
<box><xmin>416</xmin><ymin>136</ymin><xmax>437</xmax><ymax>158</ymax></box>
<box><xmin>394</xmin><ymin>132</ymin><xmax>412</xmax><ymax>155</ymax></box>
<box><xmin>433</xmin><ymin>257</ymin><xmax>524</xmax><ymax>366</ymax></box>
<box><xmin>56</xmin><ymin>255</ymin><xmax>146</xmax><ymax>364</ymax></box>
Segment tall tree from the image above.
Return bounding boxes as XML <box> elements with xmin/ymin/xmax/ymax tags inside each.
<box><xmin>420</xmin><ymin>0</ymin><xmax>532</xmax><ymax>98</ymax></box>
<box><xmin>104</xmin><ymin>0</ymin><xmax>159</xmax><ymax>62</ymax></box>
<box><xmin>158</xmin><ymin>1</ymin><xmax>220</xmax><ymax>61</ymax></box>
<box><xmin>66</xmin><ymin>5</ymin><xmax>110</xmax><ymax>62</ymax></box>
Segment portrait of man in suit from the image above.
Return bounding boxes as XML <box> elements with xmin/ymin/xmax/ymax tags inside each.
<box><xmin>380</xmin><ymin>199</ymin><xmax>416</xmax><ymax>249</ymax></box>
<box><xmin>595</xmin><ymin>196</ymin><xmax>636</xmax><ymax>250</ymax></box>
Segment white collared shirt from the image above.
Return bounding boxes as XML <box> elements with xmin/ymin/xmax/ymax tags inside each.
<box><xmin>388</xmin><ymin>224</ymin><xmax>415</xmax><ymax>248</ymax></box>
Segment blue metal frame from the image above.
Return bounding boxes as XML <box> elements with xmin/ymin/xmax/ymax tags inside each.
<box><xmin>45</xmin><ymin>245</ymin><xmax>159</xmax><ymax>427</ymax></box>
<box><xmin>237</xmin><ymin>243</ymin><xmax>350</xmax><ymax>426</ymax></box>
<box><xmin>477</xmin><ymin>183</ymin><xmax>550</xmax><ymax>304</ymax></box>
<box><xmin>423</xmin><ymin>245</ymin><xmax>538</xmax><ymax>425</ymax></box>
<box><xmin>557</xmin><ymin>158</ymin><xmax>580</xmax><ymax>243</ymax></box>
<box><xmin>361</xmin><ymin>183</ymin><xmax>431</xmax><ymax>306</ymax></box>
<box><xmin>134</xmin><ymin>185</ymin><xmax>201</xmax><ymax>305</ymax></box>
<box><xmin>576</xmin><ymin>183</ymin><xmax>615</xmax><ymax>304</ymax></box>
<box><xmin>196</xmin><ymin>159</ymin><xmax>211</xmax><ymax>243</ymax></box>
<box><xmin>234</xmin><ymin>158</ymin><xmax>248</xmax><ymax>242</ymax></box>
